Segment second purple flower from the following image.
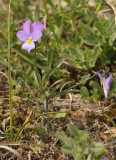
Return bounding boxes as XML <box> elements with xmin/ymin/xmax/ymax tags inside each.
<box><xmin>97</xmin><ymin>71</ymin><xmax>113</xmax><ymax>99</ymax></box>
<box><xmin>17</xmin><ymin>20</ymin><xmax>44</xmax><ymax>53</ymax></box>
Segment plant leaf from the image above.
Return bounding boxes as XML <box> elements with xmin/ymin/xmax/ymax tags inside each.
<box><xmin>82</xmin><ymin>35</ymin><xmax>99</xmax><ymax>46</ymax></box>
<box><xmin>54</xmin><ymin>109</ymin><xmax>69</xmax><ymax>118</ymax></box>
<box><xmin>80</xmin><ymin>86</ymin><xmax>90</xmax><ymax>99</ymax></box>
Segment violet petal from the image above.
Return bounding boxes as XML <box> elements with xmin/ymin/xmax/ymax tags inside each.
<box><xmin>104</xmin><ymin>75</ymin><xmax>113</xmax><ymax>99</ymax></box>
<box><xmin>105</xmin><ymin>75</ymin><xmax>113</xmax><ymax>86</ymax></box>
<box><xmin>104</xmin><ymin>75</ymin><xmax>113</xmax><ymax>91</ymax></box>
<box><xmin>22</xmin><ymin>41</ymin><xmax>35</xmax><ymax>53</ymax></box>
<box><xmin>23</xmin><ymin>20</ymin><xmax>30</xmax><ymax>35</ymax></box>
<box><xmin>31</xmin><ymin>31</ymin><xmax>42</xmax><ymax>41</ymax></box>
<box><xmin>103</xmin><ymin>87</ymin><xmax>108</xmax><ymax>99</ymax></box>
<box><xmin>31</xmin><ymin>22</ymin><xmax>44</xmax><ymax>33</ymax></box>
<box><xmin>97</xmin><ymin>71</ymin><xmax>105</xmax><ymax>87</ymax></box>
<box><xmin>97</xmin><ymin>71</ymin><xmax>101</xmax><ymax>79</ymax></box>
<box><xmin>16</xmin><ymin>31</ymin><xmax>28</xmax><ymax>41</ymax></box>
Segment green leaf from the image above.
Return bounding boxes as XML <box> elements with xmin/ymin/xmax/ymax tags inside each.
<box><xmin>91</xmin><ymin>46</ymin><xmax>102</xmax><ymax>67</ymax></box>
<box><xmin>47</xmin><ymin>0</ymin><xmax>56</xmax><ymax>11</ymax></box>
<box><xmin>69</xmin><ymin>47</ymin><xmax>84</xmax><ymax>61</ymax></box>
<box><xmin>89</xmin><ymin>95</ymin><xmax>101</xmax><ymax>101</ymax></box>
<box><xmin>94</xmin><ymin>22</ymin><xmax>105</xmax><ymax>35</ymax></box>
<box><xmin>54</xmin><ymin>109</ymin><xmax>69</xmax><ymax>118</ymax></box>
<box><xmin>62</xmin><ymin>145</ymin><xmax>73</xmax><ymax>154</ymax></box>
<box><xmin>0</xmin><ymin>59</ymin><xmax>8</xmax><ymax>67</ymax></box>
<box><xmin>68</xmin><ymin>124</ymin><xmax>80</xmax><ymax>137</ymax></box>
<box><xmin>55</xmin><ymin>124</ymin><xmax>107</xmax><ymax>160</ymax></box>
<box><xmin>89</xmin><ymin>80</ymin><xmax>103</xmax><ymax>95</ymax></box>
<box><xmin>80</xmin><ymin>75</ymin><xmax>90</xmax><ymax>84</ymax></box>
<box><xmin>62</xmin><ymin>53</ymin><xmax>76</xmax><ymax>61</ymax></box>
<box><xmin>82</xmin><ymin>35</ymin><xmax>99</xmax><ymax>46</ymax></box>
<box><xmin>34</xmin><ymin>5</ymin><xmax>40</xmax><ymax>20</ymax></box>
<box><xmin>80</xmin><ymin>86</ymin><xmax>90</xmax><ymax>99</ymax></box>
<box><xmin>54</xmin><ymin>13</ymin><xmax>63</xmax><ymax>38</ymax></box>
<box><xmin>39</xmin><ymin>118</ymin><xmax>44</xmax><ymax>135</ymax></box>
<box><xmin>32</xmin><ymin>71</ymin><xmax>39</xmax><ymax>87</ymax></box>
<box><xmin>90</xmin><ymin>88</ymin><xmax>99</xmax><ymax>95</ymax></box>
<box><xmin>47</xmin><ymin>48</ymin><xmax>54</xmax><ymax>69</ymax></box>
<box><xmin>90</xmin><ymin>142</ymin><xmax>106</xmax><ymax>153</ymax></box>
<box><xmin>79</xmin><ymin>22</ymin><xmax>94</xmax><ymax>33</ymax></box>
<box><xmin>55</xmin><ymin>132</ymin><xmax>70</xmax><ymax>146</ymax></box>
<box><xmin>107</xmin><ymin>15</ymin><xmax>115</xmax><ymax>31</ymax></box>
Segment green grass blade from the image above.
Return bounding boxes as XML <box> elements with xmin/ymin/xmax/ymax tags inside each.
<box><xmin>0</xmin><ymin>121</ymin><xmax>9</xmax><ymax>142</ymax></box>
<box><xmin>104</xmin><ymin>114</ymin><xmax>116</xmax><ymax>128</ymax></box>
<box><xmin>43</xmin><ymin>59</ymin><xmax>64</xmax><ymax>82</ymax></box>
<box><xmin>42</xmin><ymin>0</ymin><xmax>61</xmax><ymax>52</ymax></box>
<box><xmin>8</xmin><ymin>0</ymin><xmax>13</xmax><ymax>142</ymax></box>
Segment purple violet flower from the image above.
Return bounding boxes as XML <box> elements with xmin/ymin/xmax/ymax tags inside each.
<box><xmin>103</xmin><ymin>155</ymin><xmax>108</xmax><ymax>160</ymax></box>
<box><xmin>97</xmin><ymin>71</ymin><xmax>113</xmax><ymax>99</ymax></box>
<box><xmin>17</xmin><ymin>20</ymin><xmax>44</xmax><ymax>53</ymax></box>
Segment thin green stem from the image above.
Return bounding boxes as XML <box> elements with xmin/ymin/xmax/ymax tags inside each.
<box><xmin>34</xmin><ymin>42</ymin><xmax>42</xmax><ymax>77</ymax></box>
<box><xmin>34</xmin><ymin>42</ymin><xmax>36</xmax><ymax>72</ymax></box>
<box><xmin>42</xmin><ymin>0</ymin><xmax>61</xmax><ymax>53</ymax></box>
<box><xmin>8</xmin><ymin>0</ymin><xmax>13</xmax><ymax>142</ymax></box>
<box><xmin>45</xmin><ymin>98</ymin><xmax>48</xmax><ymax>112</ymax></box>
<box><xmin>58</xmin><ymin>0</ymin><xmax>62</xmax><ymax>11</ymax></box>
<box><xmin>96</xmin><ymin>1</ymin><xmax>103</xmax><ymax>13</ymax></box>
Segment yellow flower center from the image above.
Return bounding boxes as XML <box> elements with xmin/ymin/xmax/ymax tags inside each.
<box><xmin>28</xmin><ymin>38</ymin><xmax>33</xmax><ymax>45</ymax></box>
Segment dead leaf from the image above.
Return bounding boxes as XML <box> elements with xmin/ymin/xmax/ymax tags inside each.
<box><xmin>0</xmin><ymin>145</ymin><xmax>24</xmax><ymax>160</ymax></box>
<box><xmin>104</xmin><ymin>127</ymin><xmax>116</xmax><ymax>137</ymax></box>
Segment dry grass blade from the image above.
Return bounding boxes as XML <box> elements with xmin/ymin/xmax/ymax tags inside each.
<box><xmin>0</xmin><ymin>145</ymin><xmax>23</xmax><ymax>160</ymax></box>
<box><xmin>60</xmin><ymin>81</ymin><xmax>73</xmax><ymax>92</ymax></box>
<box><xmin>48</xmin><ymin>78</ymin><xmax>67</xmax><ymax>90</ymax></box>
<box><xmin>0</xmin><ymin>142</ymin><xmax>23</xmax><ymax>146</ymax></box>
<box><xmin>0</xmin><ymin>71</ymin><xmax>8</xmax><ymax>79</ymax></box>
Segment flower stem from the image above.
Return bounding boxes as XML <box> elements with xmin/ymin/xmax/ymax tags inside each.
<box><xmin>8</xmin><ymin>0</ymin><xmax>13</xmax><ymax>142</ymax></box>
<box><xmin>34</xmin><ymin>42</ymin><xmax>36</xmax><ymax>73</ymax></box>
<box><xmin>34</xmin><ymin>42</ymin><xmax>42</xmax><ymax>77</ymax></box>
